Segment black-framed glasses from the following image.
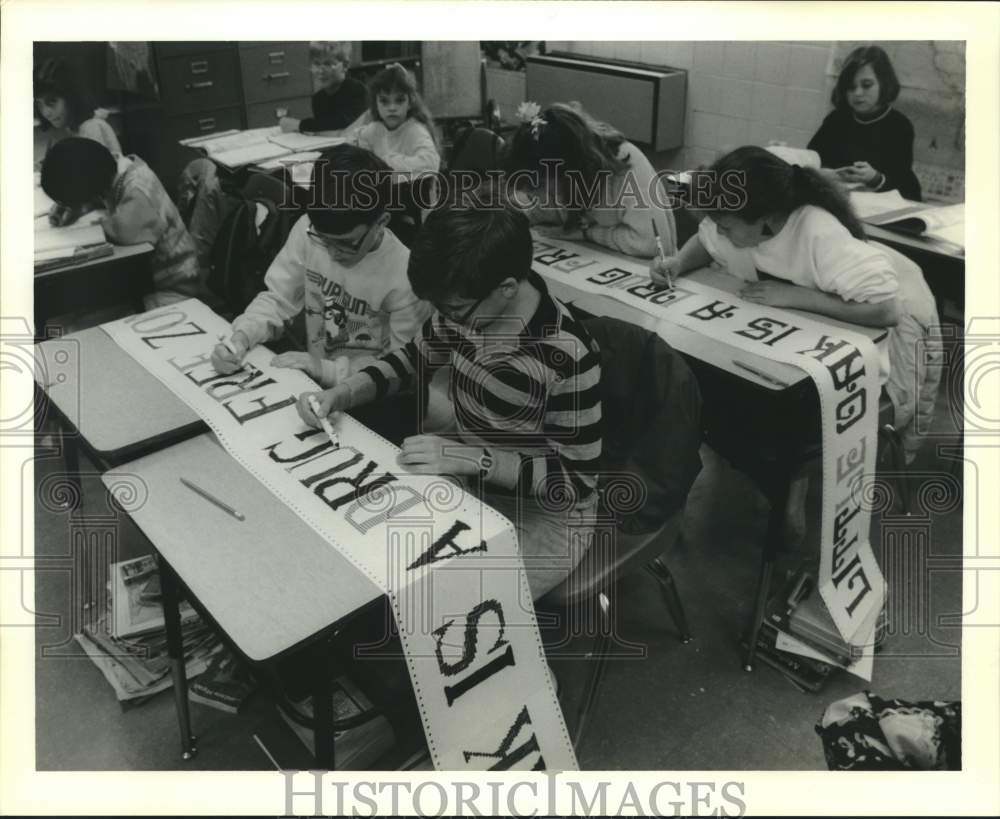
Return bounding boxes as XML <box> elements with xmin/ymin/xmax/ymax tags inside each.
<box><xmin>307</xmin><ymin>223</ymin><xmax>373</xmax><ymax>254</ymax></box>
<box><xmin>439</xmin><ymin>293</ymin><xmax>488</xmax><ymax>326</ymax></box>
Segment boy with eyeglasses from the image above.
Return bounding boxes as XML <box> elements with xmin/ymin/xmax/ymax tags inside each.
<box><xmin>212</xmin><ymin>144</ymin><xmax>431</xmax><ymax>387</ymax></box>
<box><xmin>297</xmin><ymin>199</ymin><xmax>603</xmax><ymax>599</ymax></box>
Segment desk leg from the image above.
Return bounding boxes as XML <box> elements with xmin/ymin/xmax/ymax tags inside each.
<box><xmin>744</xmin><ymin>468</ymin><xmax>790</xmax><ymax>672</ymax></box>
<box><xmin>310</xmin><ymin>639</ymin><xmax>336</xmax><ymax>770</ymax></box>
<box><xmin>160</xmin><ymin>555</ymin><xmax>198</xmax><ymax>760</ymax></box>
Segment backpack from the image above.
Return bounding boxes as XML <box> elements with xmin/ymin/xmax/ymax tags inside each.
<box><xmin>206</xmin><ymin>173</ymin><xmax>301</xmax><ymax>318</ymax></box>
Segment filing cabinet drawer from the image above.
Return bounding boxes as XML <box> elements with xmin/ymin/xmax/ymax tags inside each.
<box><xmin>168</xmin><ymin>106</ymin><xmax>244</xmax><ymax>141</ymax></box>
<box><xmin>158</xmin><ymin>51</ymin><xmax>243</xmax><ymax>115</ymax></box>
<box><xmin>245</xmin><ymin>96</ymin><xmax>312</xmax><ymax>129</ymax></box>
<box><xmin>156</xmin><ymin>42</ymin><xmax>232</xmax><ymax>58</ymax></box>
<box><xmin>239</xmin><ymin>43</ymin><xmax>311</xmax><ymax>104</ymax></box>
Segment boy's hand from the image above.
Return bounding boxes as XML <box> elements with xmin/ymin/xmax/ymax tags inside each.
<box><xmin>271</xmin><ymin>351</ymin><xmax>323</xmax><ymax>381</ymax></box>
<box><xmin>297</xmin><ymin>386</ymin><xmax>351</xmax><ymax>428</ymax></box>
<box><xmin>210</xmin><ymin>332</ymin><xmax>249</xmax><ymax>374</ymax></box>
<box><xmin>397</xmin><ymin>435</ymin><xmax>479</xmax><ymax>477</ymax></box>
<box><xmin>739</xmin><ymin>280</ymin><xmax>802</xmax><ymax>308</ymax></box>
<box><xmin>649</xmin><ymin>255</ymin><xmax>681</xmax><ymax>290</ymax></box>
<box><xmin>279</xmin><ymin>116</ymin><xmax>301</xmax><ymax>133</ymax></box>
<box><xmin>836</xmin><ymin>161</ymin><xmax>878</xmax><ymax>185</ymax></box>
<box><xmin>48</xmin><ymin>203</ymin><xmax>77</xmax><ymax>227</ymax></box>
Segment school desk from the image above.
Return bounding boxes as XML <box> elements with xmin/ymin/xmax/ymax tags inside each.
<box><xmin>34</xmin><ymin>324</ymin><xmax>204</xmax><ymax>503</ymax></box>
<box><xmin>35</xmin><ymin>243</ymin><xmax>155</xmax><ymax>338</ymax></box>
<box><xmin>103</xmin><ymin>433</ymin><xmax>383</xmax><ymax>767</ymax></box>
<box><xmin>532</xmin><ymin>235</ymin><xmax>889</xmax><ymax>671</ymax></box>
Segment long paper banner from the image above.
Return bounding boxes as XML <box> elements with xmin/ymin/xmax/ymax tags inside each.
<box><xmin>100</xmin><ymin>299</ymin><xmax>576</xmax><ymax>771</ymax></box>
<box><xmin>532</xmin><ymin>237</ymin><xmax>885</xmax><ymax>650</ymax></box>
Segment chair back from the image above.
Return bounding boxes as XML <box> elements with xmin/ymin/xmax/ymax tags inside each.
<box><xmin>583</xmin><ymin>316</ymin><xmax>703</xmax><ymax>533</ymax></box>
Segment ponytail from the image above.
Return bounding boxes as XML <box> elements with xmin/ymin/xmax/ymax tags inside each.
<box><xmin>706</xmin><ymin>146</ymin><xmax>866</xmax><ymax>239</ymax></box>
<box><xmin>790</xmin><ymin>163</ymin><xmax>866</xmax><ymax>239</ymax></box>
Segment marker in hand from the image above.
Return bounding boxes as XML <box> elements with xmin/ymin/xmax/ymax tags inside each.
<box><xmin>650</xmin><ymin>218</ymin><xmax>673</xmax><ymax>291</ymax></box>
<box><xmin>308</xmin><ymin>395</ymin><xmax>340</xmax><ymax>450</ymax></box>
<box><xmin>218</xmin><ymin>333</ymin><xmax>241</xmax><ymax>358</ymax></box>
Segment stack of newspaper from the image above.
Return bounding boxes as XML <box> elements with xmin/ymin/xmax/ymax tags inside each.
<box><xmin>74</xmin><ymin>555</ymin><xmax>222</xmax><ymax>707</ymax></box>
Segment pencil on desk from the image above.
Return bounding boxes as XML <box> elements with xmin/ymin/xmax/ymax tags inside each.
<box><xmin>179</xmin><ymin>477</ymin><xmax>245</xmax><ymax>521</ymax></box>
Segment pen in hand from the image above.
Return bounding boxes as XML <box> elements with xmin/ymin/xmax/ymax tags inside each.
<box><xmin>650</xmin><ymin>218</ymin><xmax>674</xmax><ymax>291</ymax></box>
<box><xmin>308</xmin><ymin>395</ymin><xmax>340</xmax><ymax>450</ymax></box>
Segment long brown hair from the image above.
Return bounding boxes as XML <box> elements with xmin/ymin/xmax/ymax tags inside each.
<box><xmin>367</xmin><ymin>63</ymin><xmax>441</xmax><ymax>151</ymax></box>
<box><xmin>705</xmin><ymin>146</ymin><xmax>866</xmax><ymax>239</ymax></box>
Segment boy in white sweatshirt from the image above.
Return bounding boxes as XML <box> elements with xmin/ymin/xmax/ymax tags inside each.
<box><xmin>211</xmin><ymin>144</ymin><xmax>432</xmax><ymax>387</ymax></box>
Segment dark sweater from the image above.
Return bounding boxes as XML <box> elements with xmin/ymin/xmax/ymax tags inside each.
<box><xmin>808</xmin><ymin>107</ymin><xmax>922</xmax><ymax>201</ymax></box>
<box><xmin>299</xmin><ymin>78</ymin><xmax>368</xmax><ymax>133</ymax></box>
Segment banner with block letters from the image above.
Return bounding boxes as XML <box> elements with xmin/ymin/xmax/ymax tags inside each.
<box><xmin>531</xmin><ymin>236</ymin><xmax>885</xmax><ymax>653</ymax></box>
<box><xmin>102</xmin><ymin>299</ymin><xmax>576</xmax><ymax>771</ymax></box>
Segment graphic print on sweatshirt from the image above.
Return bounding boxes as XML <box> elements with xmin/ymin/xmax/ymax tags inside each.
<box><xmin>305</xmin><ymin>268</ymin><xmax>380</xmax><ymax>356</ymax></box>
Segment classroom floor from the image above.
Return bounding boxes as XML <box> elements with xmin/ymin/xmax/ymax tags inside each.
<box><xmin>32</xmin><ymin>332</ymin><xmax>964</xmax><ymax>772</ymax></box>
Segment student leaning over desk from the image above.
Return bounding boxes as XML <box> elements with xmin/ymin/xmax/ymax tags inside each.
<box><xmin>212</xmin><ymin>144</ymin><xmax>432</xmax><ymax>387</ymax></box>
<box><xmin>650</xmin><ymin>146</ymin><xmax>942</xmax><ymax>546</ymax></box>
<box><xmin>503</xmin><ymin>101</ymin><xmax>678</xmax><ymax>260</ymax></box>
<box><xmin>298</xmin><ymin>196</ymin><xmax>603</xmax><ymax>599</ymax></box>
<box><xmin>41</xmin><ymin>138</ymin><xmax>208</xmax><ymax>311</ymax></box>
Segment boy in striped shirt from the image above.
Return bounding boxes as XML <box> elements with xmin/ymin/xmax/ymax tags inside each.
<box><xmin>298</xmin><ymin>200</ymin><xmax>603</xmax><ymax>598</ymax></box>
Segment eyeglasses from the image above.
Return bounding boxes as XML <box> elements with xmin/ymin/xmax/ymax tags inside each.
<box><xmin>307</xmin><ymin>223</ymin><xmax>373</xmax><ymax>254</ymax></box>
<box><xmin>439</xmin><ymin>294</ymin><xmax>488</xmax><ymax>326</ymax></box>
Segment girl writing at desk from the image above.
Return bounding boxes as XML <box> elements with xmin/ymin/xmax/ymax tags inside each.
<box><xmin>503</xmin><ymin>102</ymin><xmax>677</xmax><ymax>259</ymax></box>
<box><xmin>651</xmin><ymin>146</ymin><xmax>941</xmax><ymax>542</ymax></box>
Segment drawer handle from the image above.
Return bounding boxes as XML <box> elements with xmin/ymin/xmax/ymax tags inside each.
<box><xmin>264</xmin><ymin>71</ymin><xmax>291</xmax><ymax>81</ymax></box>
<box><xmin>267</xmin><ymin>51</ymin><xmax>286</xmax><ymax>63</ymax></box>
<box><xmin>184</xmin><ymin>80</ymin><xmax>214</xmax><ymax>91</ymax></box>
<box><xmin>190</xmin><ymin>60</ymin><xmax>209</xmax><ymax>75</ymax></box>
<box><xmin>197</xmin><ymin>117</ymin><xmax>216</xmax><ymax>131</ymax></box>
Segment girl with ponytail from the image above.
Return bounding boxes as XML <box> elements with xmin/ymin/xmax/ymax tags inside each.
<box><xmin>651</xmin><ymin>145</ymin><xmax>942</xmax><ymax>541</ymax></box>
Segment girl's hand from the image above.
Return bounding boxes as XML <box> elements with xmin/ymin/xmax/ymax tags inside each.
<box><xmin>649</xmin><ymin>255</ymin><xmax>681</xmax><ymax>289</ymax></box>
<box><xmin>532</xmin><ymin>223</ymin><xmax>583</xmax><ymax>240</ymax></box>
<box><xmin>48</xmin><ymin>203</ymin><xmax>77</xmax><ymax>227</ymax></box>
<box><xmin>279</xmin><ymin>116</ymin><xmax>301</xmax><ymax>133</ymax></box>
<box><xmin>297</xmin><ymin>386</ymin><xmax>351</xmax><ymax>428</ymax></box>
<box><xmin>739</xmin><ymin>280</ymin><xmax>803</xmax><ymax>309</ymax></box>
<box><xmin>271</xmin><ymin>351</ymin><xmax>322</xmax><ymax>381</ymax></box>
<box><xmin>397</xmin><ymin>435</ymin><xmax>479</xmax><ymax>477</ymax></box>
<box><xmin>837</xmin><ymin>161</ymin><xmax>879</xmax><ymax>185</ymax></box>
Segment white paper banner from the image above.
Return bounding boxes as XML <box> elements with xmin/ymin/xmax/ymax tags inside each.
<box><xmin>100</xmin><ymin>300</ymin><xmax>576</xmax><ymax>771</ymax></box>
<box><xmin>532</xmin><ymin>237</ymin><xmax>885</xmax><ymax>648</ymax></box>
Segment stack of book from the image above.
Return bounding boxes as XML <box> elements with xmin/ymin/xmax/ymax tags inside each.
<box><xmin>277</xmin><ymin>675</ymin><xmax>395</xmax><ymax>769</ymax></box>
<box><xmin>74</xmin><ymin>556</ymin><xmax>222</xmax><ymax>707</ymax></box>
<box><xmin>748</xmin><ymin>571</ymin><xmax>881</xmax><ymax>692</ymax></box>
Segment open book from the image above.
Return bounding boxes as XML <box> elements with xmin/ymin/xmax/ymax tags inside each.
<box><xmin>184</xmin><ymin>126</ymin><xmax>347</xmax><ymax>170</ymax></box>
<box><xmin>853</xmin><ymin>191</ymin><xmax>965</xmax><ymax>249</ymax></box>
<box><xmin>34</xmin><ymin>216</ymin><xmax>113</xmax><ymax>270</ymax></box>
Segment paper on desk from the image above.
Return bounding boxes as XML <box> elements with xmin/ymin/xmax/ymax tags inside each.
<box><xmin>269</xmin><ymin>132</ymin><xmax>347</xmax><ymax>152</ymax></box>
<box><xmin>35</xmin><ymin>186</ymin><xmax>55</xmax><ymax>217</ymax></box>
<box><xmin>197</xmin><ymin>126</ymin><xmax>281</xmax><ymax>156</ymax></box>
<box><xmin>850</xmin><ymin>189</ymin><xmax>909</xmax><ymax>219</ymax></box>
<box><xmin>256</xmin><ymin>150</ymin><xmax>322</xmax><ymax>170</ymax></box>
<box><xmin>212</xmin><ymin>141</ymin><xmax>291</xmax><ymax>169</ymax></box>
<box><xmin>34</xmin><ymin>221</ymin><xmax>107</xmax><ymax>254</ymax></box>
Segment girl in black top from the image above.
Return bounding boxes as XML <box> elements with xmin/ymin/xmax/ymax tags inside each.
<box><xmin>808</xmin><ymin>45</ymin><xmax>922</xmax><ymax>201</ymax></box>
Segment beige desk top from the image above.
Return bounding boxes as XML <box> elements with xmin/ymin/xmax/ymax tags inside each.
<box><xmin>104</xmin><ymin>434</ymin><xmax>380</xmax><ymax>662</ymax></box>
<box><xmin>34</xmin><ymin>326</ymin><xmax>201</xmax><ymax>461</ymax></box>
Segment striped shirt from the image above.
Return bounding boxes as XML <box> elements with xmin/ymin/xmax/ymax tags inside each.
<box><xmin>356</xmin><ymin>272</ymin><xmax>602</xmax><ymax>509</ymax></box>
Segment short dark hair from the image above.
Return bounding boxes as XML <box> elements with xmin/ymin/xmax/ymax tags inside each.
<box><xmin>306</xmin><ymin>143</ymin><xmax>393</xmax><ymax>234</ymax></box>
<box><xmin>407</xmin><ymin>199</ymin><xmax>533</xmax><ymax>304</ymax></box>
<box><xmin>832</xmin><ymin>45</ymin><xmax>901</xmax><ymax>109</ymax></box>
<box><xmin>40</xmin><ymin>137</ymin><xmax>117</xmax><ymax>206</ymax></box>
<box><xmin>33</xmin><ymin>58</ymin><xmax>93</xmax><ymax>132</ymax></box>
